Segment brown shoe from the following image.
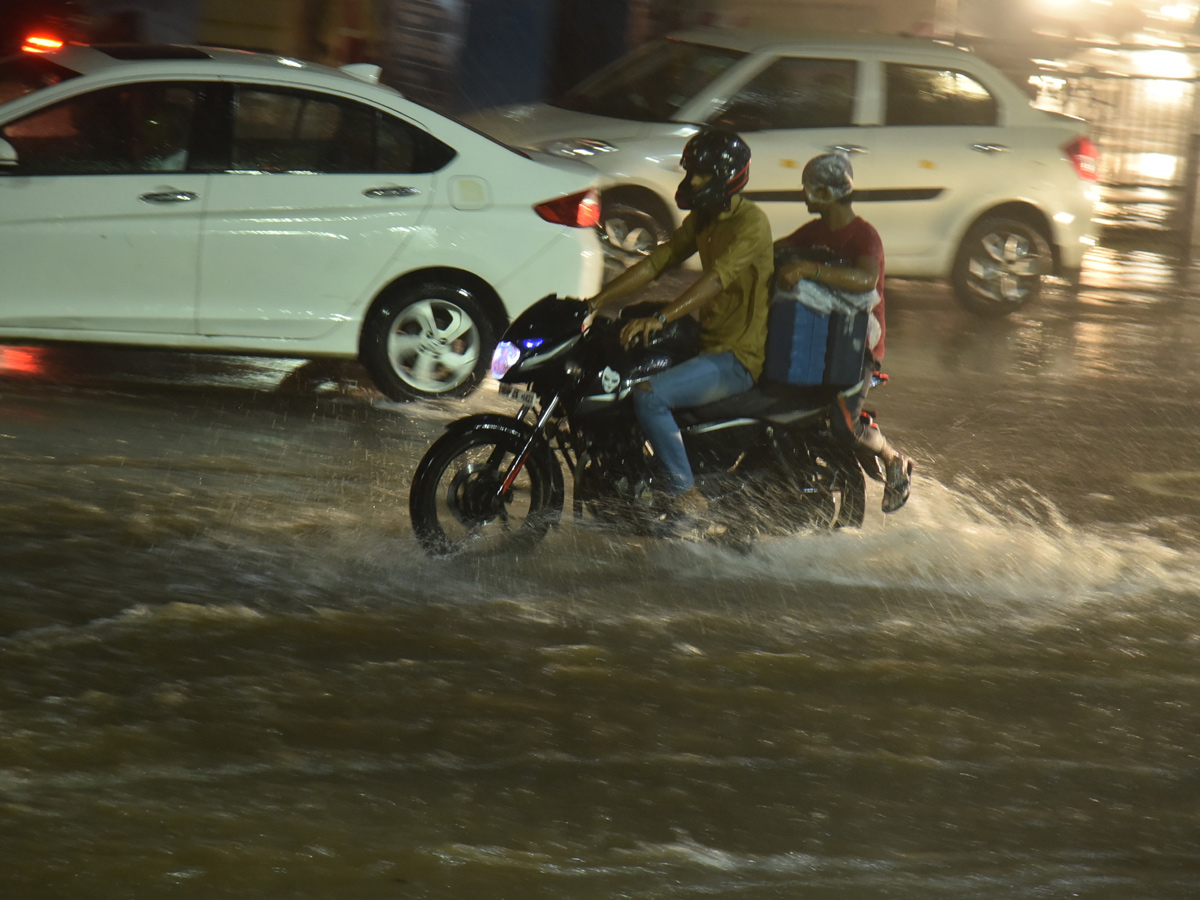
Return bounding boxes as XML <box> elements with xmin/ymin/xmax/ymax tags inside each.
<box><xmin>882</xmin><ymin>455</ymin><xmax>913</xmax><ymax>513</ymax></box>
<box><xmin>667</xmin><ymin>487</ymin><xmax>727</xmax><ymax>539</ymax></box>
<box><xmin>672</xmin><ymin>487</ymin><xmax>709</xmax><ymax>517</ymax></box>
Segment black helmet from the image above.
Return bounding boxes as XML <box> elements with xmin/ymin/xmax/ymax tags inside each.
<box><xmin>675</xmin><ymin>127</ymin><xmax>751</xmax><ymax>214</ymax></box>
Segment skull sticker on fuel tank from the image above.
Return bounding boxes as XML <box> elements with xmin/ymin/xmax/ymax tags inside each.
<box><xmin>600</xmin><ymin>366</ymin><xmax>620</xmax><ymax>393</ymax></box>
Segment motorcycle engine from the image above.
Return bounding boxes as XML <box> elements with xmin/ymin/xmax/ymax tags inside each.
<box><xmin>572</xmin><ymin>438</ymin><xmax>658</xmax><ymax>531</ymax></box>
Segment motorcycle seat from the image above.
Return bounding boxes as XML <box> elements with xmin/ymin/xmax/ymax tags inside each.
<box><xmin>676</xmin><ymin>380</ymin><xmax>841</xmax><ymax>428</ymax></box>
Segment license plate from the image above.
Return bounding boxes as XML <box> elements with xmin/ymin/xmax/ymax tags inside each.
<box><xmin>498</xmin><ymin>383</ymin><xmax>537</xmax><ymax>406</ymax></box>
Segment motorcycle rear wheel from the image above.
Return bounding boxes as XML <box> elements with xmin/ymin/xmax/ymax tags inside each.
<box><xmin>830</xmin><ymin>461</ymin><xmax>865</xmax><ymax>528</ymax></box>
<box><xmin>782</xmin><ymin>445</ymin><xmax>865</xmax><ymax>531</ymax></box>
<box><xmin>410</xmin><ymin>428</ymin><xmax>560</xmax><ymax>556</ymax></box>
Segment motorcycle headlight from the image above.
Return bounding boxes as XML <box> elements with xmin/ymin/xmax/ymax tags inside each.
<box><xmin>491</xmin><ymin>340</ymin><xmax>522</xmax><ymax>379</ymax></box>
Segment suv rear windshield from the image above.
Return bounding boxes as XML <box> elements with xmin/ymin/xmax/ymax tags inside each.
<box><xmin>0</xmin><ymin>56</ymin><xmax>80</xmax><ymax>108</ymax></box>
<box><xmin>551</xmin><ymin>38</ymin><xmax>745</xmax><ymax>123</ymax></box>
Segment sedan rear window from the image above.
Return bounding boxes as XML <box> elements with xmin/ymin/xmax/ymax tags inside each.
<box><xmin>550</xmin><ymin>38</ymin><xmax>746</xmax><ymax>123</ymax></box>
<box><xmin>0</xmin><ymin>56</ymin><xmax>80</xmax><ymax>107</ymax></box>
<box><xmin>231</xmin><ymin>86</ymin><xmax>455</xmax><ymax>174</ymax></box>
<box><xmin>885</xmin><ymin>64</ymin><xmax>998</xmax><ymax>127</ymax></box>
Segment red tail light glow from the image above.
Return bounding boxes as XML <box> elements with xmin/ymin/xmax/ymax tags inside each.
<box><xmin>0</xmin><ymin>346</ymin><xmax>48</xmax><ymax>376</ymax></box>
<box><xmin>1064</xmin><ymin>136</ymin><xmax>1099</xmax><ymax>181</ymax></box>
<box><xmin>23</xmin><ymin>35</ymin><xmax>65</xmax><ymax>53</ymax></box>
<box><xmin>534</xmin><ymin>189</ymin><xmax>601</xmax><ymax>228</ymax></box>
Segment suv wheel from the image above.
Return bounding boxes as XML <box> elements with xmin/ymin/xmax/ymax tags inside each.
<box><xmin>598</xmin><ymin>199</ymin><xmax>671</xmax><ymax>281</ymax></box>
<box><xmin>951</xmin><ymin>216</ymin><xmax>1051</xmax><ymax>317</ymax></box>
<box><xmin>360</xmin><ymin>280</ymin><xmax>498</xmax><ymax>401</ymax></box>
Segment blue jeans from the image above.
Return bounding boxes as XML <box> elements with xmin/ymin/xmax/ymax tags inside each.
<box><xmin>632</xmin><ymin>351</ymin><xmax>754</xmax><ymax>494</ymax></box>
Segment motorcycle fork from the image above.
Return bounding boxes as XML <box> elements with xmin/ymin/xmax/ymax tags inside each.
<box><xmin>497</xmin><ymin>394</ymin><xmax>560</xmax><ymax>496</ymax></box>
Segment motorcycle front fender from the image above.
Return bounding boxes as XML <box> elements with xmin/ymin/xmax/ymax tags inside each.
<box><xmin>440</xmin><ymin>413</ymin><xmax>533</xmax><ymax>442</ymax></box>
<box><xmin>438</xmin><ymin>413</ymin><xmax>566</xmax><ymax>510</ymax></box>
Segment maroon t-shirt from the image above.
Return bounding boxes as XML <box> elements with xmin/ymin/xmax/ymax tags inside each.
<box><xmin>780</xmin><ymin>216</ymin><xmax>886</xmax><ymax>360</ymax></box>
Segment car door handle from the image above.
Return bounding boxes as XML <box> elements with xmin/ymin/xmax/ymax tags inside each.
<box><xmin>140</xmin><ymin>190</ymin><xmax>198</xmax><ymax>204</ymax></box>
<box><xmin>971</xmin><ymin>143</ymin><xmax>1010</xmax><ymax>154</ymax></box>
<box><xmin>828</xmin><ymin>144</ymin><xmax>869</xmax><ymax>155</ymax></box>
<box><xmin>364</xmin><ymin>186</ymin><xmax>420</xmax><ymax>198</ymax></box>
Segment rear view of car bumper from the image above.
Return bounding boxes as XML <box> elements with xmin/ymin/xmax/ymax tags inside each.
<box><xmin>1050</xmin><ymin>192</ymin><xmax>1100</xmax><ymax>273</ymax></box>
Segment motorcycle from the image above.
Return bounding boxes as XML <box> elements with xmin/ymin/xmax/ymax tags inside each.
<box><xmin>408</xmin><ymin>294</ymin><xmax>884</xmax><ymax>556</ymax></box>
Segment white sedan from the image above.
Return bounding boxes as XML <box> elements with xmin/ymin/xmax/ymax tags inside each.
<box><xmin>468</xmin><ymin>29</ymin><xmax>1100</xmax><ymax>316</ymax></box>
<box><xmin>0</xmin><ymin>44</ymin><xmax>604</xmax><ymax>400</ymax></box>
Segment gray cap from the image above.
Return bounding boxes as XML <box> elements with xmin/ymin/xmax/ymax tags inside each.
<box><xmin>802</xmin><ymin>153</ymin><xmax>854</xmax><ymax>200</ymax></box>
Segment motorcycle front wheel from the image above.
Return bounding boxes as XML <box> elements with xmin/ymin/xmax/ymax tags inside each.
<box><xmin>410</xmin><ymin>428</ymin><xmax>560</xmax><ymax>556</ymax></box>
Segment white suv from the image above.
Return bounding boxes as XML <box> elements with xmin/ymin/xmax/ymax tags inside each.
<box><xmin>466</xmin><ymin>29</ymin><xmax>1100</xmax><ymax>317</ymax></box>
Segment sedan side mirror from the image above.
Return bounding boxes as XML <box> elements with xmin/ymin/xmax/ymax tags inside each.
<box><xmin>0</xmin><ymin>138</ymin><xmax>17</xmax><ymax>167</ymax></box>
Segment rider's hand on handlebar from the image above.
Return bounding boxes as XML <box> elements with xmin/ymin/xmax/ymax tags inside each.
<box><xmin>620</xmin><ymin>316</ymin><xmax>664</xmax><ymax>348</ymax></box>
<box><xmin>572</xmin><ymin>295</ymin><xmax>597</xmax><ymax>331</ymax></box>
<box><xmin>581</xmin><ymin>295</ymin><xmax>620</xmax><ymax>331</ymax></box>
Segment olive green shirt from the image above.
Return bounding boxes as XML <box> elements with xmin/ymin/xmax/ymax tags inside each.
<box><xmin>645</xmin><ymin>195</ymin><xmax>774</xmax><ymax>380</ymax></box>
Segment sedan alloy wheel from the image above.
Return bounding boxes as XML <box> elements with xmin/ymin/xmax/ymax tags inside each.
<box><xmin>361</xmin><ymin>282</ymin><xmax>497</xmax><ymax>400</ymax></box>
<box><xmin>952</xmin><ymin>216</ymin><xmax>1051</xmax><ymax>317</ymax></box>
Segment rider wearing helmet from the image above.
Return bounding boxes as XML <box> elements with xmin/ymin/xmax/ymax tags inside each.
<box><xmin>585</xmin><ymin>127</ymin><xmax>773</xmax><ymax>523</ymax></box>
<box><xmin>775</xmin><ymin>152</ymin><xmax>913</xmax><ymax>512</ymax></box>
<box><xmin>673</xmin><ymin>125</ymin><xmax>752</xmax><ymax>227</ymax></box>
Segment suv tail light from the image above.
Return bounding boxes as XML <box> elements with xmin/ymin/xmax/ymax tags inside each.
<box><xmin>1064</xmin><ymin>136</ymin><xmax>1099</xmax><ymax>181</ymax></box>
<box><xmin>534</xmin><ymin>189</ymin><xmax>601</xmax><ymax>228</ymax></box>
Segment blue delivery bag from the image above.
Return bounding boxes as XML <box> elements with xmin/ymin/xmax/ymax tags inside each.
<box><xmin>764</xmin><ymin>299</ymin><xmax>869</xmax><ymax>388</ymax></box>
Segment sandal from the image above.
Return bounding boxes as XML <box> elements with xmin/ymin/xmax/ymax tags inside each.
<box><xmin>882</xmin><ymin>455</ymin><xmax>913</xmax><ymax>513</ymax></box>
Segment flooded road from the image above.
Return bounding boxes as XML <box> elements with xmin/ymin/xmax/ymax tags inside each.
<box><xmin>2</xmin><ymin>245</ymin><xmax>1200</xmax><ymax>898</ymax></box>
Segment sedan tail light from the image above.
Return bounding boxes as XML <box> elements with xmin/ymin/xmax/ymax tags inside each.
<box><xmin>534</xmin><ymin>189</ymin><xmax>601</xmax><ymax>228</ymax></box>
<box><xmin>22</xmin><ymin>34</ymin><xmax>65</xmax><ymax>53</ymax></box>
<box><xmin>1064</xmin><ymin>136</ymin><xmax>1099</xmax><ymax>181</ymax></box>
